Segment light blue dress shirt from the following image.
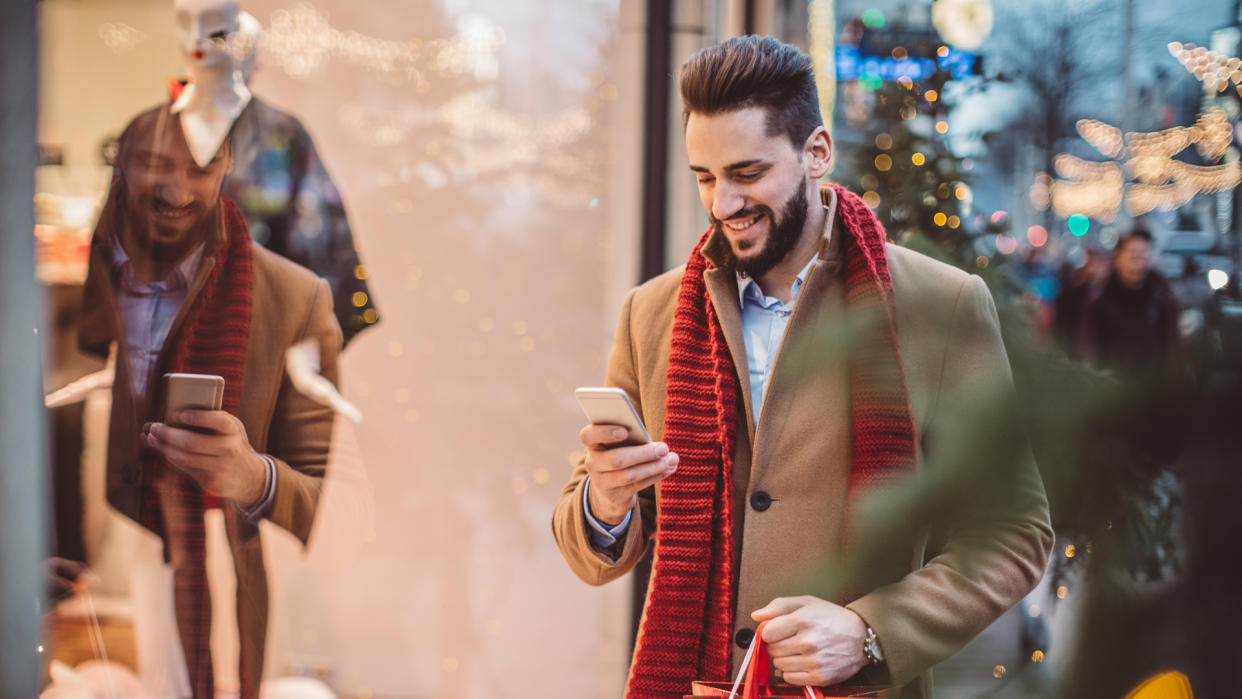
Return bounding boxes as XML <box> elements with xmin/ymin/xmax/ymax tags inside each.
<box><xmin>110</xmin><ymin>240</ymin><xmax>276</xmax><ymax>521</ymax></box>
<box><xmin>585</xmin><ymin>254</ymin><xmax>820</xmax><ymax>549</ymax></box>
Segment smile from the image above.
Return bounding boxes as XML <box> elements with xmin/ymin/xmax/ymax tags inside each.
<box><xmin>724</xmin><ymin>215</ymin><xmax>761</xmax><ymax>232</ymax></box>
<box><xmin>154</xmin><ymin>201</ymin><xmax>195</xmax><ymax>219</ymax></box>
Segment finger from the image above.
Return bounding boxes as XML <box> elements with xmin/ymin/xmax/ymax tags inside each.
<box><xmin>150</xmin><ymin>424</ymin><xmax>217</xmax><ymax>455</ymax></box>
<box><xmin>765</xmin><ymin>631</ymin><xmax>815</xmax><ymax>659</ymax></box>
<box><xmin>147</xmin><ymin>434</ymin><xmax>206</xmax><ymax>472</ymax></box>
<box><xmin>593</xmin><ymin>454</ymin><xmax>678</xmax><ymax>492</ymax></box>
<box><xmin>776</xmin><ymin>671</ymin><xmax>823</xmax><ymax>687</ymax></box>
<box><xmin>770</xmin><ymin>653</ymin><xmax>818</xmax><ymax>674</ymax></box>
<box><xmin>591</xmin><ymin>442</ymin><xmax>671</xmax><ymax>473</ymax></box>
<box><xmin>580</xmin><ymin>424</ymin><xmax>632</xmax><ymax>449</ymax></box>
<box><xmin>176</xmin><ymin>409</ymin><xmax>236</xmax><ymax>434</ymax></box>
<box><xmin>752</xmin><ymin>596</ymin><xmax>810</xmax><ymax>623</ymax></box>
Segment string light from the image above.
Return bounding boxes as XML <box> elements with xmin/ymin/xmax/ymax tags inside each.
<box><xmin>1044</xmin><ymin>107</ymin><xmax>1240</xmax><ymax>220</ymax></box>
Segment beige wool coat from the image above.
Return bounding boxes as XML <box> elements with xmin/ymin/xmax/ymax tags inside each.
<box><xmin>79</xmin><ymin>207</ymin><xmax>342</xmax><ymax>690</ymax></box>
<box><xmin>552</xmin><ymin>188</ymin><xmax>1053</xmax><ymax>696</ymax></box>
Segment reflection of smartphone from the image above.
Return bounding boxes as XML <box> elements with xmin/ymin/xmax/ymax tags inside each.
<box><xmin>575</xmin><ymin>387</ymin><xmax>651</xmax><ymax>446</ymax></box>
<box><xmin>163</xmin><ymin>373</ymin><xmax>224</xmax><ymax>426</ymax></box>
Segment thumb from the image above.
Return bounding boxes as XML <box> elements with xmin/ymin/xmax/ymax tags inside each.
<box><xmin>751</xmin><ymin>595</ymin><xmax>808</xmax><ymax>622</ymax></box>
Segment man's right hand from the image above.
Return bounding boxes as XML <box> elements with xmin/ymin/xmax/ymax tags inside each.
<box><xmin>579</xmin><ymin>424</ymin><xmax>679</xmax><ymax>525</ymax></box>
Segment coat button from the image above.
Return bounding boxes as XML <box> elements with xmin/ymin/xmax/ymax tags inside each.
<box><xmin>750</xmin><ymin>490</ymin><xmax>772</xmax><ymax>511</ymax></box>
<box><xmin>734</xmin><ymin>627</ymin><xmax>755</xmax><ymax>649</ymax></box>
<box><xmin>121</xmin><ymin>463</ymin><xmax>139</xmax><ymax>484</ymax></box>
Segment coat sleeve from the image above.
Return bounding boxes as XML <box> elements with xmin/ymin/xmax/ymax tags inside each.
<box><xmin>262</xmin><ymin>277</ymin><xmax>343</xmax><ymax>545</ymax></box>
<box><xmin>846</xmin><ymin>274</ymin><xmax>1054</xmax><ymax>686</ymax></box>
<box><xmin>551</xmin><ymin>287</ymin><xmax>658</xmax><ymax>585</ymax></box>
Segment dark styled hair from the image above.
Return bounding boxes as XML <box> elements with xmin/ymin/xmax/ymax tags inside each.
<box><xmin>678</xmin><ymin>35</ymin><xmax>823</xmax><ymax>148</ymax></box>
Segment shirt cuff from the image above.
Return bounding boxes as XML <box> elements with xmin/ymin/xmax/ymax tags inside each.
<box><xmin>235</xmin><ymin>454</ymin><xmax>277</xmax><ymax>524</ymax></box>
<box><xmin>583</xmin><ymin>477</ymin><xmax>631</xmax><ymax>548</ymax></box>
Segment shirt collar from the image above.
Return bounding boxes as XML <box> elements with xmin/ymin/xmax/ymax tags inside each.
<box><xmin>109</xmin><ymin>238</ymin><xmax>207</xmax><ymax>292</ymax></box>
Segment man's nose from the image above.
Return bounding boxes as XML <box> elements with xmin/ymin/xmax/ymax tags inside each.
<box><xmin>711</xmin><ymin>181</ymin><xmax>744</xmax><ymax>221</ymax></box>
<box><xmin>157</xmin><ymin>175</ymin><xmax>194</xmax><ymax>207</ymax></box>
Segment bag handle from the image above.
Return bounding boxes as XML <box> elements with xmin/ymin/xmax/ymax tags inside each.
<box><xmin>727</xmin><ymin>620</ymin><xmax>826</xmax><ymax>699</ymax></box>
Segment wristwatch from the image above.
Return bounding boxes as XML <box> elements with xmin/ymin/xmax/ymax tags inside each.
<box><xmin>863</xmin><ymin>626</ymin><xmax>884</xmax><ymax>665</ymax></box>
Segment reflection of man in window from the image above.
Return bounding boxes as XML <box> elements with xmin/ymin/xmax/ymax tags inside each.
<box><xmin>78</xmin><ymin>104</ymin><xmax>341</xmax><ymax>697</ymax></box>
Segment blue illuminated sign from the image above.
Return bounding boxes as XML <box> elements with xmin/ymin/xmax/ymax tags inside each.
<box><xmin>835</xmin><ymin>46</ymin><xmax>977</xmax><ymax>83</ymax></box>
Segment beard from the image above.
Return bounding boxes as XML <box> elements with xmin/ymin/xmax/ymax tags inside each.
<box><xmin>714</xmin><ymin>184</ymin><xmax>808</xmax><ymax>279</ymax></box>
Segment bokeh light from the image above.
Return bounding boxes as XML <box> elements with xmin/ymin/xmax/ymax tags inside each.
<box><xmin>934</xmin><ymin>212</ymin><xmax>948</xmax><ymax>226</ymax></box>
<box><xmin>1028</xmin><ymin>225</ymin><xmax>1049</xmax><ymax>247</ymax></box>
<box><xmin>1208</xmin><ymin>268</ymin><xmax>1229</xmax><ymax>290</ymax></box>
<box><xmin>875</xmin><ymin>154</ymin><xmax>893</xmax><ymax>171</ymax></box>
<box><xmin>990</xmin><ymin>210</ymin><xmax>1008</xmax><ymax>224</ymax></box>
<box><xmin>875</xmin><ymin>133</ymin><xmax>893</xmax><ymax>149</ymax></box>
<box><xmin>862</xmin><ymin>8</ymin><xmax>886</xmax><ymax>28</ymax></box>
<box><xmin>912</xmin><ymin>152</ymin><xmax>926</xmax><ymax>166</ymax></box>
<box><xmin>995</xmin><ymin>234</ymin><xmax>1018</xmax><ymax>255</ymax></box>
<box><xmin>1068</xmin><ymin>213</ymin><xmax>1090</xmax><ymax>237</ymax></box>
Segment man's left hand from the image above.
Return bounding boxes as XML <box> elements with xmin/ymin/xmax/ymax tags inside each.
<box><xmin>751</xmin><ymin>595</ymin><xmax>869</xmax><ymax>687</ymax></box>
<box><xmin>144</xmin><ymin>409</ymin><xmax>267</xmax><ymax>506</ymax></box>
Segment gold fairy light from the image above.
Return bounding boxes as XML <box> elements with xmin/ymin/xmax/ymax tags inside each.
<box><xmin>1045</xmin><ymin>107</ymin><xmax>1241</xmax><ymax>221</ymax></box>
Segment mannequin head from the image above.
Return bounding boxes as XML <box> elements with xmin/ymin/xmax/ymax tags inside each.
<box><xmin>174</xmin><ymin>0</ymin><xmax>241</xmax><ymax>75</ymax></box>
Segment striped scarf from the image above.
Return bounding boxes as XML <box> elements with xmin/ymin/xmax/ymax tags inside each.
<box><xmin>625</xmin><ymin>184</ymin><xmax>917</xmax><ymax>698</ymax></box>
<box><xmin>152</xmin><ymin>195</ymin><xmax>255</xmax><ymax>697</ymax></box>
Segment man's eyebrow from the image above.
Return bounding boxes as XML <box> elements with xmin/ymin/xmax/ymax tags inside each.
<box><xmin>688</xmin><ymin>159</ymin><xmax>768</xmax><ymax>174</ymax></box>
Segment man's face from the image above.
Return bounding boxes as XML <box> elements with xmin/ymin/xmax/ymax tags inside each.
<box><xmin>121</xmin><ymin>114</ymin><xmax>231</xmax><ymax>255</ymax></box>
<box><xmin>685</xmin><ymin>106</ymin><xmax>817</xmax><ymax>278</ymax></box>
<box><xmin>1115</xmin><ymin>237</ymin><xmax>1152</xmax><ymax>288</ymax></box>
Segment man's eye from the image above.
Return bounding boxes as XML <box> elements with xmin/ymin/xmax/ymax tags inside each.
<box><xmin>735</xmin><ymin>172</ymin><xmax>760</xmax><ymax>181</ymax></box>
<box><xmin>696</xmin><ymin>177</ymin><xmax>714</xmax><ymax>185</ymax></box>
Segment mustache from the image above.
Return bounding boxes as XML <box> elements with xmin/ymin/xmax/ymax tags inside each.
<box><xmin>150</xmin><ymin>197</ymin><xmax>199</xmax><ymax>213</ymax></box>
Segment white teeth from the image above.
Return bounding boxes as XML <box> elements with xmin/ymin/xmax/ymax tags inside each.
<box><xmin>725</xmin><ymin>216</ymin><xmax>759</xmax><ymax>231</ymax></box>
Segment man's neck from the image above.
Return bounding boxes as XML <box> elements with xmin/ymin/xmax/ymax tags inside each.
<box><xmin>754</xmin><ymin>201</ymin><xmax>827</xmax><ymax>303</ymax></box>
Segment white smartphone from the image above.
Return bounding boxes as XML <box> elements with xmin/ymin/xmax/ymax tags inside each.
<box><xmin>163</xmin><ymin>373</ymin><xmax>224</xmax><ymax>425</ymax></box>
<box><xmin>575</xmin><ymin>387</ymin><xmax>651</xmax><ymax>447</ymax></box>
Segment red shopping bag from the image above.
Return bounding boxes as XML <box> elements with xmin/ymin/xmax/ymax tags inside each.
<box><xmin>686</xmin><ymin>621</ymin><xmax>896</xmax><ymax>698</ymax></box>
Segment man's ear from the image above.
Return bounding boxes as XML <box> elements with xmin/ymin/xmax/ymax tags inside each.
<box><xmin>804</xmin><ymin>126</ymin><xmax>832</xmax><ymax>179</ymax></box>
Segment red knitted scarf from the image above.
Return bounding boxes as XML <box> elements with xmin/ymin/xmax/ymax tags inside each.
<box><xmin>155</xmin><ymin>195</ymin><xmax>255</xmax><ymax>698</ymax></box>
<box><xmin>625</xmin><ymin>184</ymin><xmax>917</xmax><ymax>699</ymax></box>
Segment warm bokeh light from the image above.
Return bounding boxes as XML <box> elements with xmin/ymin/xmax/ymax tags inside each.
<box><xmin>995</xmin><ymin>234</ymin><xmax>1017</xmax><ymax>255</ymax></box>
<box><xmin>926</xmin><ymin>89</ymin><xmax>939</xmax><ymax>103</ymax></box>
<box><xmin>875</xmin><ymin>133</ymin><xmax>893</xmax><ymax>150</ymax></box>
<box><xmin>875</xmin><ymin>154</ymin><xmax>893</xmax><ymax>171</ymax></box>
<box><xmin>990</xmin><ymin>210</ymin><xmax>1008</xmax><ymax>224</ymax></box>
<box><xmin>1028</xmin><ymin>225</ymin><xmax>1049</xmax><ymax>247</ymax></box>
<box><xmin>935</xmin><ymin>120</ymin><xmax>948</xmax><ymax>133</ymax></box>
<box><xmin>912</xmin><ymin>152</ymin><xmax>926</xmax><ymax>166</ymax></box>
<box><xmin>862</xmin><ymin>190</ymin><xmax>882</xmax><ymax>208</ymax></box>
<box><xmin>934</xmin><ymin>212</ymin><xmax>948</xmax><ymax>226</ymax></box>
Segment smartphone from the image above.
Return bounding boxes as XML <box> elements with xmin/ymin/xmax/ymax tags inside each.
<box><xmin>575</xmin><ymin>387</ymin><xmax>651</xmax><ymax>446</ymax></box>
<box><xmin>163</xmin><ymin>373</ymin><xmax>224</xmax><ymax>426</ymax></box>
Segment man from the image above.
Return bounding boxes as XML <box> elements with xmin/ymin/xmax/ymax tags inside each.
<box><xmin>552</xmin><ymin>36</ymin><xmax>1052</xmax><ymax>698</ymax></box>
<box><xmin>79</xmin><ymin>104</ymin><xmax>341</xmax><ymax>697</ymax></box>
<box><xmin>1084</xmin><ymin>227</ymin><xmax>1180</xmax><ymax>377</ymax></box>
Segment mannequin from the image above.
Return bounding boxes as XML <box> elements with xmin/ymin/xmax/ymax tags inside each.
<box><xmin>221</xmin><ymin>12</ymin><xmax>380</xmax><ymax>344</ymax></box>
<box><xmin>170</xmin><ymin>0</ymin><xmax>251</xmax><ymax>168</ymax></box>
